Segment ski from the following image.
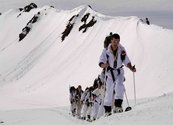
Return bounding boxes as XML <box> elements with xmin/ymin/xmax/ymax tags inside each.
<box><xmin>0</xmin><ymin>121</ymin><xmax>4</xmax><ymax>124</ymax></box>
<box><xmin>125</xmin><ymin>106</ymin><xmax>132</xmax><ymax>112</ymax></box>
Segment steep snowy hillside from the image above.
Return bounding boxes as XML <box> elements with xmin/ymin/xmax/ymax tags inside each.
<box><xmin>0</xmin><ymin>5</ymin><xmax>173</xmax><ymax>109</ymax></box>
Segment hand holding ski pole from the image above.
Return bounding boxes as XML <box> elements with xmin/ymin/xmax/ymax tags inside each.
<box><xmin>127</xmin><ymin>63</ymin><xmax>136</xmax><ymax>72</ymax></box>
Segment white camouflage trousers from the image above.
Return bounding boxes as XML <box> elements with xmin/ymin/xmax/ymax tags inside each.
<box><xmin>104</xmin><ymin>68</ymin><xmax>125</xmax><ymax>106</ymax></box>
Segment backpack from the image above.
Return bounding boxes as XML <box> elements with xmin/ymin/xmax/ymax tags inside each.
<box><xmin>104</xmin><ymin>32</ymin><xmax>113</xmax><ymax>48</ymax></box>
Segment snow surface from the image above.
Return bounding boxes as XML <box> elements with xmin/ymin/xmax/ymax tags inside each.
<box><xmin>0</xmin><ymin>94</ymin><xmax>173</xmax><ymax>125</ymax></box>
<box><xmin>0</xmin><ymin>1</ymin><xmax>173</xmax><ymax>125</ymax></box>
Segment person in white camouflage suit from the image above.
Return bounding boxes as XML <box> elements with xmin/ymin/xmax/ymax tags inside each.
<box><xmin>99</xmin><ymin>33</ymin><xmax>136</xmax><ymax>115</ymax></box>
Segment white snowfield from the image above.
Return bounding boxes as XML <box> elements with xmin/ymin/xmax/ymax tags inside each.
<box><xmin>0</xmin><ymin>3</ymin><xmax>173</xmax><ymax>125</ymax></box>
<box><xmin>0</xmin><ymin>93</ymin><xmax>173</xmax><ymax>125</ymax></box>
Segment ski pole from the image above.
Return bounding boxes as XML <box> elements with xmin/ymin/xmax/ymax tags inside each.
<box><xmin>124</xmin><ymin>89</ymin><xmax>130</xmax><ymax>107</ymax></box>
<box><xmin>124</xmin><ymin>88</ymin><xmax>132</xmax><ymax>111</ymax></box>
<box><xmin>133</xmin><ymin>72</ymin><xmax>136</xmax><ymax>106</ymax></box>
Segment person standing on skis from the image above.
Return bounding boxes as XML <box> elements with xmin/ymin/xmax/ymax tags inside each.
<box><xmin>98</xmin><ymin>33</ymin><xmax>136</xmax><ymax>115</ymax></box>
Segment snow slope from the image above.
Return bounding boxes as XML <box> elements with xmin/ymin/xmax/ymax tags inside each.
<box><xmin>0</xmin><ymin>92</ymin><xmax>173</xmax><ymax>125</ymax></box>
<box><xmin>0</xmin><ymin>5</ymin><xmax>173</xmax><ymax>110</ymax></box>
<box><xmin>0</xmin><ymin>2</ymin><xmax>173</xmax><ymax>125</ymax></box>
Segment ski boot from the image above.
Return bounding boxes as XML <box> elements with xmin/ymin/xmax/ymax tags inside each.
<box><xmin>114</xmin><ymin>99</ymin><xmax>123</xmax><ymax>113</ymax></box>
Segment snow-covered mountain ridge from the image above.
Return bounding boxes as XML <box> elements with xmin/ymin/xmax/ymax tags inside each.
<box><xmin>0</xmin><ymin>4</ymin><xmax>173</xmax><ymax>110</ymax></box>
